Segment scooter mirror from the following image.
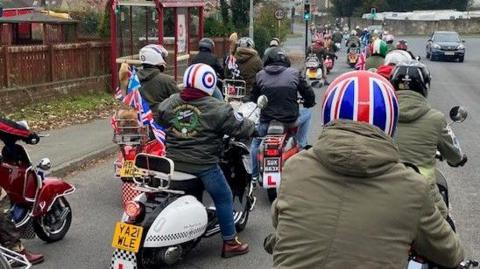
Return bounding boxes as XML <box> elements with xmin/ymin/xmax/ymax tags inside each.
<box><xmin>257</xmin><ymin>95</ymin><xmax>269</xmax><ymax>110</ymax></box>
<box><xmin>449</xmin><ymin>106</ymin><xmax>468</xmax><ymax>123</ymax></box>
<box><xmin>38</xmin><ymin>158</ymin><xmax>52</xmax><ymax>171</ymax></box>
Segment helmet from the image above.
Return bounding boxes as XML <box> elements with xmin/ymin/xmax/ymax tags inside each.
<box><xmin>351</xmin><ymin>30</ymin><xmax>357</xmax><ymax>35</ymax></box>
<box><xmin>371</xmin><ymin>39</ymin><xmax>388</xmax><ymax>57</ymax></box>
<box><xmin>391</xmin><ymin>61</ymin><xmax>431</xmax><ymax>97</ymax></box>
<box><xmin>263</xmin><ymin>47</ymin><xmax>291</xmax><ymax>67</ymax></box>
<box><xmin>384</xmin><ymin>50</ymin><xmax>413</xmax><ymax>66</ymax></box>
<box><xmin>237</xmin><ymin>37</ymin><xmax>255</xmax><ymax>49</ymax></box>
<box><xmin>324</xmin><ymin>34</ymin><xmax>332</xmax><ymax>39</ymax></box>
<box><xmin>199</xmin><ymin>38</ymin><xmax>215</xmax><ymax>52</ymax></box>
<box><xmin>139</xmin><ymin>44</ymin><xmax>168</xmax><ymax>67</ymax></box>
<box><xmin>322</xmin><ymin>71</ymin><xmax>399</xmax><ymax>137</ymax></box>
<box><xmin>270</xmin><ymin>38</ymin><xmax>280</xmax><ymax>47</ymax></box>
<box><xmin>396</xmin><ymin>40</ymin><xmax>408</xmax><ymax>51</ymax></box>
<box><xmin>356</xmin><ymin>25</ymin><xmax>360</xmax><ymax>29</ymax></box>
<box><xmin>384</xmin><ymin>34</ymin><xmax>394</xmax><ymax>44</ymax></box>
<box><xmin>183</xmin><ymin>64</ymin><xmax>218</xmax><ymax>96</ymax></box>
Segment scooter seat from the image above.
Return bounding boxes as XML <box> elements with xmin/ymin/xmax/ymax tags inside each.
<box><xmin>171</xmin><ymin>171</ymin><xmax>197</xmax><ymax>181</ymax></box>
<box><xmin>170</xmin><ymin>171</ymin><xmax>203</xmax><ymax>200</ymax></box>
<box><xmin>268</xmin><ymin>122</ymin><xmax>285</xmax><ymax>135</ymax></box>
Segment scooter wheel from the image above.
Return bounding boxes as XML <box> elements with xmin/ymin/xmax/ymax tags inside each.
<box><xmin>33</xmin><ymin>197</ymin><xmax>72</xmax><ymax>243</ymax></box>
<box><xmin>267</xmin><ymin>189</ymin><xmax>277</xmax><ymax>203</ymax></box>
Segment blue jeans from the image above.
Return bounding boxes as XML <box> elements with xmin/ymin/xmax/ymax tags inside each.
<box><xmin>296</xmin><ymin>108</ymin><xmax>312</xmax><ymax>148</ymax></box>
<box><xmin>193</xmin><ymin>164</ymin><xmax>236</xmax><ymax>241</ymax></box>
<box><xmin>250</xmin><ymin>123</ymin><xmax>269</xmax><ymax>178</ymax></box>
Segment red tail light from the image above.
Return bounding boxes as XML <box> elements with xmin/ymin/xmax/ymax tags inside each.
<box><xmin>265</xmin><ymin>149</ymin><xmax>280</xmax><ymax>156</ymax></box>
<box><xmin>124</xmin><ymin>201</ymin><xmax>143</xmax><ymax>219</ymax></box>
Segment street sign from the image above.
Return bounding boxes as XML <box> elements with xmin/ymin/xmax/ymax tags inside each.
<box><xmin>275</xmin><ymin>8</ymin><xmax>285</xmax><ymax>20</ymax></box>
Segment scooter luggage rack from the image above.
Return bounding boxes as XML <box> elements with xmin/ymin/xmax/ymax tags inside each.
<box><xmin>0</xmin><ymin>246</ymin><xmax>31</xmax><ymax>269</ymax></box>
<box><xmin>113</xmin><ymin>119</ymin><xmax>149</xmax><ymax>146</ymax></box>
<box><xmin>131</xmin><ymin>155</ymin><xmax>185</xmax><ymax>195</ymax></box>
<box><xmin>223</xmin><ymin>79</ymin><xmax>247</xmax><ymax>100</ymax></box>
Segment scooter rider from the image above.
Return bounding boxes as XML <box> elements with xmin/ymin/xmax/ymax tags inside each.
<box><xmin>228</xmin><ymin>37</ymin><xmax>263</xmax><ymax>96</ymax></box>
<box><xmin>376</xmin><ymin>49</ymin><xmax>413</xmax><ymax>79</ymax></box>
<box><xmin>264</xmin><ymin>71</ymin><xmax>464</xmax><ymax>268</ymax></box>
<box><xmin>137</xmin><ymin>44</ymin><xmax>180</xmax><ymax>111</ymax></box>
<box><xmin>0</xmin><ymin>119</ymin><xmax>44</xmax><ymax>266</ymax></box>
<box><xmin>190</xmin><ymin>38</ymin><xmax>225</xmax><ymax>100</ymax></box>
<box><xmin>249</xmin><ymin>48</ymin><xmax>316</xmax><ymax>182</ymax></box>
<box><xmin>155</xmin><ymin>64</ymin><xmax>255</xmax><ymax>258</ymax></box>
<box><xmin>191</xmin><ymin>38</ymin><xmax>225</xmax><ymax>82</ymax></box>
<box><xmin>263</xmin><ymin>38</ymin><xmax>281</xmax><ymax>62</ymax></box>
<box><xmin>307</xmin><ymin>39</ymin><xmax>329</xmax><ymax>84</ymax></box>
<box><xmin>391</xmin><ymin>61</ymin><xmax>467</xmax><ymax>218</ymax></box>
<box><xmin>365</xmin><ymin>39</ymin><xmax>388</xmax><ymax>70</ymax></box>
<box><xmin>396</xmin><ymin>39</ymin><xmax>417</xmax><ymax>59</ymax></box>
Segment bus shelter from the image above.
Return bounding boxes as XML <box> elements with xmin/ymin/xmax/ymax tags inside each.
<box><xmin>109</xmin><ymin>0</ymin><xmax>205</xmax><ymax>89</ymax></box>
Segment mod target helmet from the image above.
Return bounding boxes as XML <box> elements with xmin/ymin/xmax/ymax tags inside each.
<box><xmin>183</xmin><ymin>64</ymin><xmax>218</xmax><ymax>96</ymax></box>
<box><xmin>139</xmin><ymin>44</ymin><xmax>168</xmax><ymax>67</ymax></box>
<box><xmin>322</xmin><ymin>71</ymin><xmax>399</xmax><ymax>137</ymax></box>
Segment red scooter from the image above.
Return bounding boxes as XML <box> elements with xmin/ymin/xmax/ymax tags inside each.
<box><xmin>0</xmin><ymin>119</ymin><xmax>74</xmax><ymax>242</ymax></box>
<box><xmin>257</xmin><ymin>121</ymin><xmax>301</xmax><ymax>203</ymax></box>
<box><xmin>112</xmin><ymin>114</ymin><xmax>164</xmax><ymax>206</ymax></box>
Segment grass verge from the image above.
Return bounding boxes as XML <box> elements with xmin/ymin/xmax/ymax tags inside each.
<box><xmin>2</xmin><ymin>92</ymin><xmax>121</xmax><ymax>131</ymax></box>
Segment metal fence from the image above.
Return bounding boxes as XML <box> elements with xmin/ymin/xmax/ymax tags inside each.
<box><xmin>0</xmin><ymin>42</ymin><xmax>110</xmax><ymax>89</ymax></box>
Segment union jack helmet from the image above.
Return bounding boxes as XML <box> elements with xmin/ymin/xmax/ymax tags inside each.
<box><xmin>183</xmin><ymin>64</ymin><xmax>217</xmax><ymax>96</ymax></box>
<box><xmin>322</xmin><ymin>71</ymin><xmax>399</xmax><ymax>137</ymax></box>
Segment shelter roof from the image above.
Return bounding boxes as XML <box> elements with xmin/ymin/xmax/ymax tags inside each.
<box><xmin>0</xmin><ymin>11</ymin><xmax>77</xmax><ymax>24</ymax></box>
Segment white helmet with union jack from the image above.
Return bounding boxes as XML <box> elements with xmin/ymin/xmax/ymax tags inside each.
<box><xmin>183</xmin><ymin>64</ymin><xmax>218</xmax><ymax>95</ymax></box>
<box><xmin>322</xmin><ymin>71</ymin><xmax>399</xmax><ymax>137</ymax></box>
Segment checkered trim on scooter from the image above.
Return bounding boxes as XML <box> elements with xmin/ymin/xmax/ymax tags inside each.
<box><xmin>111</xmin><ymin>249</ymin><xmax>137</xmax><ymax>269</ymax></box>
<box><xmin>145</xmin><ymin>225</ymin><xmax>206</xmax><ymax>242</ymax></box>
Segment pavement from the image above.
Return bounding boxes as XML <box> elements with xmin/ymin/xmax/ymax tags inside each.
<box><xmin>26</xmin><ymin>118</ymin><xmax>116</xmax><ymax>178</ymax></box>
<box><xmin>19</xmin><ymin>24</ymin><xmax>480</xmax><ymax>268</ymax></box>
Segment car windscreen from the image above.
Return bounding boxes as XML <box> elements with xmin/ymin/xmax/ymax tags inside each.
<box><xmin>434</xmin><ymin>33</ymin><xmax>460</xmax><ymax>42</ymax></box>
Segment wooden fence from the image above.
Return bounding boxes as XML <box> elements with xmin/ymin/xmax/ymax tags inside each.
<box><xmin>0</xmin><ymin>42</ymin><xmax>110</xmax><ymax>89</ymax></box>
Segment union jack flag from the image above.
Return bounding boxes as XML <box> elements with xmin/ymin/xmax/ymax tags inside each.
<box><xmin>322</xmin><ymin>71</ymin><xmax>398</xmax><ymax>136</ymax></box>
<box><xmin>115</xmin><ymin>66</ymin><xmax>166</xmax><ymax>146</ymax></box>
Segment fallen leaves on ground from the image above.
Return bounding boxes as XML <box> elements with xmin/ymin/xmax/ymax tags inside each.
<box><xmin>5</xmin><ymin>92</ymin><xmax>122</xmax><ymax>132</ymax></box>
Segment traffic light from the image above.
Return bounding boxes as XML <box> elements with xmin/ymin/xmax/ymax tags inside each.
<box><xmin>304</xmin><ymin>3</ymin><xmax>311</xmax><ymax>21</ymax></box>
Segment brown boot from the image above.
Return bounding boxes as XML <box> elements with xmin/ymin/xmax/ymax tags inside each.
<box><xmin>221</xmin><ymin>237</ymin><xmax>249</xmax><ymax>258</ymax></box>
<box><xmin>14</xmin><ymin>249</ymin><xmax>44</xmax><ymax>266</ymax></box>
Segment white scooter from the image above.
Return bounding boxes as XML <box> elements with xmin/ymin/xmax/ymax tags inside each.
<box><xmin>305</xmin><ymin>54</ymin><xmax>324</xmax><ymax>88</ymax></box>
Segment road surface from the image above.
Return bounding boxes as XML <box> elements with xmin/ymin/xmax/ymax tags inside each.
<box><xmin>26</xmin><ymin>32</ymin><xmax>480</xmax><ymax>268</ymax></box>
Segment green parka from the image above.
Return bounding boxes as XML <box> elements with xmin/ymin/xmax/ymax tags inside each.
<box><xmin>265</xmin><ymin>120</ymin><xmax>464</xmax><ymax>269</ymax></box>
<box><xmin>155</xmin><ymin>93</ymin><xmax>255</xmax><ymax>173</ymax></box>
<box><xmin>233</xmin><ymin>48</ymin><xmax>263</xmax><ymax>95</ymax></box>
<box><xmin>396</xmin><ymin>90</ymin><xmax>464</xmax><ymax>217</ymax></box>
<box><xmin>137</xmin><ymin>67</ymin><xmax>180</xmax><ymax>110</ymax></box>
<box><xmin>365</xmin><ymin>55</ymin><xmax>385</xmax><ymax>70</ymax></box>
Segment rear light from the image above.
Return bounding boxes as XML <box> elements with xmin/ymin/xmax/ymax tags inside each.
<box><xmin>265</xmin><ymin>149</ymin><xmax>280</xmax><ymax>157</ymax></box>
<box><xmin>124</xmin><ymin>201</ymin><xmax>143</xmax><ymax>219</ymax></box>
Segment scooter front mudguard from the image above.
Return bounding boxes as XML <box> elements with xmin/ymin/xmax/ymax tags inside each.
<box><xmin>32</xmin><ymin>177</ymin><xmax>75</xmax><ymax>217</ymax></box>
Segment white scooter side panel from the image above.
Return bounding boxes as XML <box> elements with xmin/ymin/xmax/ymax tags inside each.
<box><xmin>144</xmin><ymin>195</ymin><xmax>207</xmax><ymax>248</ymax></box>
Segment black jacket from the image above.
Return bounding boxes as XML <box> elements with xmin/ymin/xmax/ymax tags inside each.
<box><xmin>251</xmin><ymin>65</ymin><xmax>316</xmax><ymax>124</ymax></box>
<box><xmin>191</xmin><ymin>50</ymin><xmax>224</xmax><ymax>80</ymax></box>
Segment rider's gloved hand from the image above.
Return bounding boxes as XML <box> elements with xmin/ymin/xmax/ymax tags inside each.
<box><xmin>448</xmin><ymin>154</ymin><xmax>467</xmax><ymax>167</ymax></box>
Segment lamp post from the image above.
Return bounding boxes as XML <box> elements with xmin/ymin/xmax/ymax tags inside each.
<box><xmin>249</xmin><ymin>0</ymin><xmax>254</xmax><ymax>39</ymax></box>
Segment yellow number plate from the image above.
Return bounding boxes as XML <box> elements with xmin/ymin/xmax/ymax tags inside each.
<box><xmin>120</xmin><ymin>161</ymin><xmax>135</xmax><ymax>178</ymax></box>
<box><xmin>112</xmin><ymin>222</ymin><xmax>144</xmax><ymax>253</ymax></box>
